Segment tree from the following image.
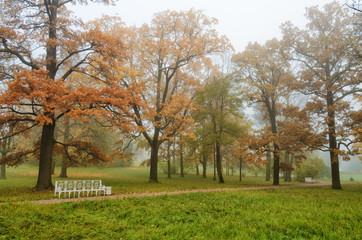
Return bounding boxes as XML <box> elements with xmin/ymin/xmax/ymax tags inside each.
<box><xmin>232</xmin><ymin>39</ymin><xmax>295</xmax><ymax>185</ymax></box>
<box><xmin>295</xmin><ymin>155</ymin><xmax>325</xmax><ymax>182</ymax></box>
<box><xmin>115</xmin><ymin>9</ymin><xmax>231</xmax><ymax>182</ymax></box>
<box><xmin>194</xmin><ymin>76</ymin><xmax>245</xmax><ymax>183</ymax></box>
<box><xmin>0</xmin><ymin>0</ymin><xmax>139</xmax><ymax>190</ymax></box>
<box><xmin>0</xmin><ymin>124</ymin><xmax>12</xmax><ymax>179</ymax></box>
<box><xmin>281</xmin><ymin>2</ymin><xmax>361</xmax><ymax>189</ymax></box>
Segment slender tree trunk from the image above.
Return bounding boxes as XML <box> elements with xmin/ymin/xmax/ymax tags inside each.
<box><xmin>35</xmin><ymin>123</ymin><xmax>56</xmax><ymax>190</ymax></box>
<box><xmin>284</xmin><ymin>152</ymin><xmax>292</xmax><ymax>182</ymax></box>
<box><xmin>202</xmin><ymin>152</ymin><xmax>207</xmax><ymax>178</ymax></box>
<box><xmin>59</xmin><ymin>120</ymin><xmax>70</xmax><ymax>178</ymax></box>
<box><xmin>196</xmin><ymin>163</ymin><xmax>199</xmax><ymax>175</ymax></box>
<box><xmin>265</xmin><ymin>148</ymin><xmax>271</xmax><ymax>181</ymax></box>
<box><xmin>327</xmin><ymin>91</ymin><xmax>341</xmax><ymax>189</ymax></box>
<box><xmin>216</xmin><ymin>141</ymin><xmax>224</xmax><ymax>183</ymax></box>
<box><xmin>51</xmin><ymin>128</ymin><xmax>58</xmax><ymax>175</ymax></box>
<box><xmin>180</xmin><ymin>141</ymin><xmax>184</xmax><ymax>177</ymax></box>
<box><xmin>239</xmin><ymin>157</ymin><xmax>242</xmax><ymax>182</ymax></box>
<box><xmin>213</xmin><ymin>144</ymin><xmax>216</xmax><ymax>181</ymax></box>
<box><xmin>172</xmin><ymin>138</ymin><xmax>177</xmax><ymax>174</ymax></box>
<box><xmin>167</xmin><ymin>141</ymin><xmax>171</xmax><ymax>178</ymax></box>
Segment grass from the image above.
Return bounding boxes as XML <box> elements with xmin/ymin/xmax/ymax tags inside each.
<box><xmin>0</xmin><ymin>185</ymin><xmax>361</xmax><ymax>239</ymax></box>
<box><xmin>0</xmin><ymin>165</ymin><xmax>361</xmax><ymax>239</ymax></box>
<box><xmin>0</xmin><ymin>164</ymin><xmax>287</xmax><ymax>203</ymax></box>
<box><xmin>0</xmin><ymin>165</ymin><xmax>360</xmax><ymax>203</ymax></box>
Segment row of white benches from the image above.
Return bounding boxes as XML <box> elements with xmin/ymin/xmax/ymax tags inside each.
<box><xmin>54</xmin><ymin>180</ymin><xmax>110</xmax><ymax>198</ymax></box>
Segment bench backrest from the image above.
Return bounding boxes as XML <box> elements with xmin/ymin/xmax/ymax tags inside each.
<box><xmin>55</xmin><ymin>180</ymin><xmax>103</xmax><ymax>191</ymax></box>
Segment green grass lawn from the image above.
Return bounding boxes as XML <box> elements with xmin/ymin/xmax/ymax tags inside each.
<box><xmin>0</xmin><ymin>165</ymin><xmax>361</xmax><ymax>239</ymax></box>
<box><xmin>0</xmin><ymin>164</ymin><xmax>361</xmax><ymax>203</ymax></box>
<box><xmin>0</xmin><ymin>164</ymin><xmax>286</xmax><ymax>203</ymax></box>
<box><xmin>0</xmin><ymin>185</ymin><xmax>361</xmax><ymax>239</ymax></box>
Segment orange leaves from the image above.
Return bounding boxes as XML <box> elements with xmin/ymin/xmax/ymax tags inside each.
<box><xmin>55</xmin><ymin>140</ymin><xmax>111</xmax><ymax>167</ymax></box>
<box><xmin>0</xmin><ymin>68</ymin><xmax>142</xmax><ymax>133</ymax></box>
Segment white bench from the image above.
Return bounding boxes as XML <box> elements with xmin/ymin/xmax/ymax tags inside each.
<box><xmin>305</xmin><ymin>177</ymin><xmax>315</xmax><ymax>183</ymax></box>
<box><xmin>54</xmin><ymin>180</ymin><xmax>107</xmax><ymax>198</ymax></box>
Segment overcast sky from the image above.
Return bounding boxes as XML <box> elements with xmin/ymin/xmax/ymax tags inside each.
<box><xmin>72</xmin><ymin>0</ymin><xmax>343</xmax><ymax>52</ymax></box>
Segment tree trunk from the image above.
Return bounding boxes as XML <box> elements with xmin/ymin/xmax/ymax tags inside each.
<box><xmin>284</xmin><ymin>152</ymin><xmax>292</xmax><ymax>182</ymax></box>
<box><xmin>0</xmin><ymin>163</ymin><xmax>5</xmax><ymax>179</ymax></box>
<box><xmin>51</xmin><ymin>128</ymin><xmax>59</xmax><ymax>175</ymax></box>
<box><xmin>272</xmin><ymin>142</ymin><xmax>280</xmax><ymax>185</ymax></box>
<box><xmin>149</xmin><ymin>139</ymin><xmax>159</xmax><ymax>183</ymax></box>
<box><xmin>327</xmin><ymin>91</ymin><xmax>341</xmax><ymax>189</ymax></box>
<box><xmin>59</xmin><ymin>159</ymin><xmax>67</xmax><ymax>178</ymax></box>
<box><xmin>216</xmin><ymin>141</ymin><xmax>224</xmax><ymax>183</ymax></box>
<box><xmin>202</xmin><ymin>152</ymin><xmax>207</xmax><ymax>178</ymax></box>
<box><xmin>265</xmin><ymin>97</ymin><xmax>279</xmax><ymax>185</ymax></box>
<box><xmin>213</xmin><ymin>144</ymin><xmax>216</xmax><ymax>181</ymax></box>
<box><xmin>34</xmin><ymin>123</ymin><xmax>56</xmax><ymax>190</ymax></box>
<box><xmin>196</xmin><ymin>163</ymin><xmax>199</xmax><ymax>175</ymax></box>
<box><xmin>171</xmin><ymin>139</ymin><xmax>177</xmax><ymax>174</ymax></box>
<box><xmin>59</xmin><ymin>120</ymin><xmax>70</xmax><ymax>178</ymax></box>
<box><xmin>265</xmin><ymin>148</ymin><xmax>271</xmax><ymax>181</ymax></box>
<box><xmin>180</xmin><ymin>141</ymin><xmax>184</xmax><ymax>177</ymax></box>
<box><xmin>239</xmin><ymin>157</ymin><xmax>242</xmax><ymax>182</ymax></box>
<box><xmin>34</xmin><ymin>1</ymin><xmax>58</xmax><ymax>190</ymax></box>
<box><xmin>167</xmin><ymin>141</ymin><xmax>171</xmax><ymax>178</ymax></box>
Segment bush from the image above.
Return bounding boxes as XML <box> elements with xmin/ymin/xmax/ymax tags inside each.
<box><xmin>296</xmin><ymin>156</ymin><xmax>324</xmax><ymax>182</ymax></box>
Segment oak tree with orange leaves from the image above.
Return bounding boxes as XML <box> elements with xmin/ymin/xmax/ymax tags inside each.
<box><xmin>0</xmin><ymin>0</ymin><xmax>141</xmax><ymax>190</ymax></box>
<box><xmin>281</xmin><ymin>2</ymin><xmax>361</xmax><ymax>189</ymax></box>
<box><xmin>232</xmin><ymin>39</ymin><xmax>295</xmax><ymax>186</ymax></box>
<box><xmin>113</xmin><ymin>9</ymin><xmax>231</xmax><ymax>182</ymax></box>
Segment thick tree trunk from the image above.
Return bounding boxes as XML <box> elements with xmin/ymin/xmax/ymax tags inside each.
<box><xmin>0</xmin><ymin>151</ymin><xmax>5</xmax><ymax>179</ymax></box>
<box><xmin>327</xmin><ymin>91</ymin><xmax>341</xmax><ymax>190</ymax></box>
<box><xmin>34</xmin><ymin>1</ymin><xmax>58</xmax><ymax>191</ymax></box>
<box><xmin>51</xmin><ymin>160</ymin><xmax>56</xmax><ymax>175</ymax></box>
<box><xmin>265</xmin><ymin>149</ymin><xmax>271</xmax><ymax>181</ymax></box>
<box><xmin>265</xmin><ymin>97</ymin><xmax>279</xmax><ymax>185</ymax></box>
<box><xmin>59</xmin><ymin>119</ymin><xmax>70</xmax><ymax>178</ymax></box>
<box><xmin>34</xmin><ymin>124</ymin><xmax>56</xmax><ymax>190</ymax></box>
<box><xmin>239</xmin><ymin>157</ymin><xmax>242</xmax><ymax>182</ymax></box>
<box><xmin>59</xmin><ymin>160</ymin><xmax>67</xmax><ymax>178</ymax></box>
<box><xmin>216</xmin><ymin>141</ymin><xmax>224</xmax><ymax>183</ymax></box>
<box><xmin>149</xmin><ymin>139</ymin><xmax>159</xmax><ymax>183</ymax></box>
<box><xmin>196</xmin><ymin>163</ymin><xmax>199</xmax><ymax>175</ymax></box>
<box><xmin>272</xmin><ymin>143</ymin><xmax>280</xmax><ymax>186</ymax></box>
<box><xmin>0</xmin><ymin>164</ymin><xmax>5</xmax><ymax>179</ymax></box>
<box><xmin>180</xmin><ymin>141</ymin><xmax>184</xmax><ymax>177</ymax></box>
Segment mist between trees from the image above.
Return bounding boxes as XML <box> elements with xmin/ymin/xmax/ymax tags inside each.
<box><xmin>0</xmin><ymin>1</ymin><xmax>360</xmax><ymax>190</ymax></box>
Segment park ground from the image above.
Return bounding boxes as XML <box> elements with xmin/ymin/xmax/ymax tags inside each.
<box><xmin>0</xmin><ymin>165</ymin><xmax>361</xmax><ymax>239</ymax></box>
